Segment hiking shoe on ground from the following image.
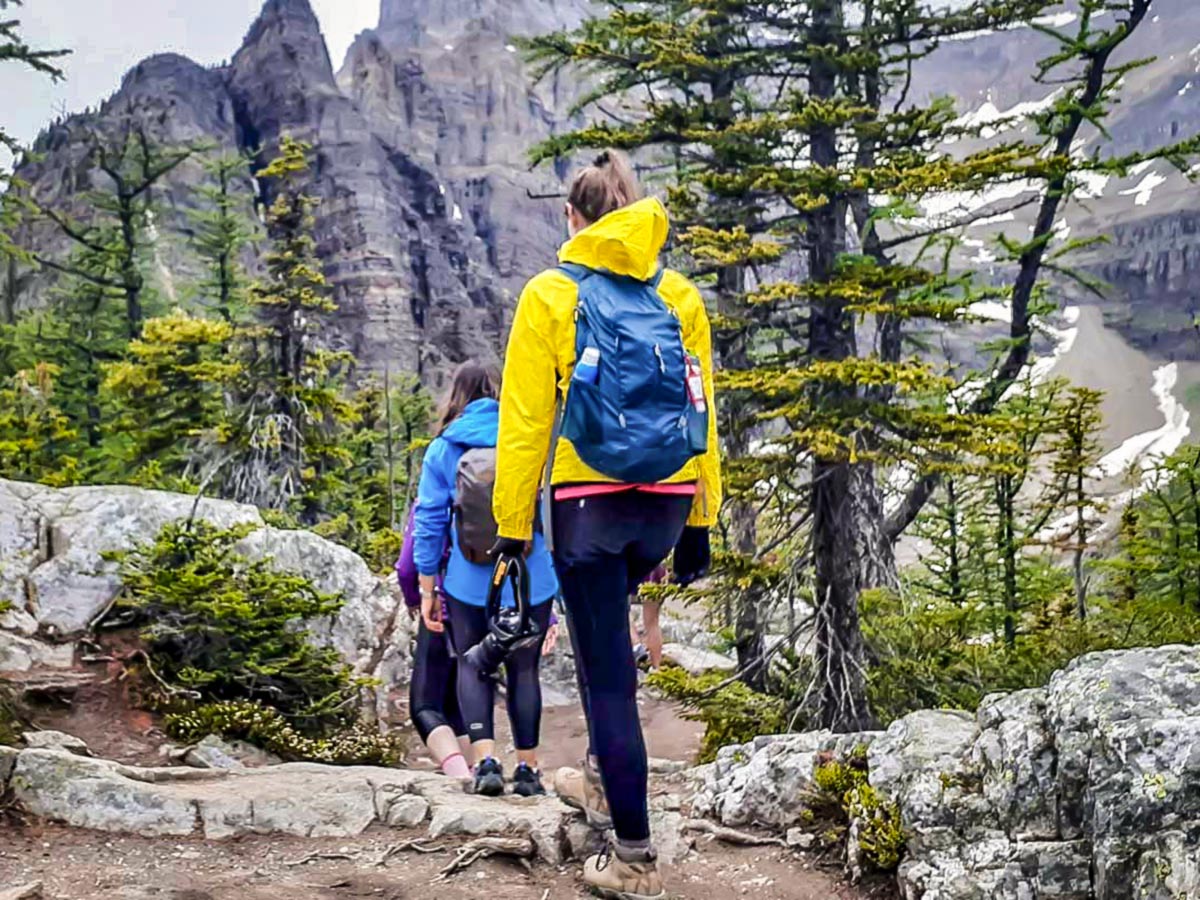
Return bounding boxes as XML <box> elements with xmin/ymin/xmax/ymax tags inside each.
<box><xmin>554</xmin><ymin>759</ymin><xmax>612</xmax><ymax>828</ymax></box>
<box><xmin>583</xmin><ymin>845</ymin><xmax>665</xmax><ymax>900</ymax></box>
<box><xmin>513</xmin><ymin>762</ymin><xmax>546</xmax><ymax>797</ymax></box>
<box><xmin>470</xmin><ymin>757</ymin><xmax>505</xmax><ymax>797</ymax></box>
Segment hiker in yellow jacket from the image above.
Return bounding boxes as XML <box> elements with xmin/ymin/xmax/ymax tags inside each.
<box><xmin>492</xmin><ymin>150</ymin><xmax>721</xmax><ymax>900</ymax></box>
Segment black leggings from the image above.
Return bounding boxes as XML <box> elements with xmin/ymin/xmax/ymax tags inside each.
<box><xmin>553</xmin><ymin>492</ymin><xmax>691</xmax><ymax>843</ymax></box>
<box><xmin>447</xmin><ymin>594</ymin><xmax>553</xmax><ymax>751</ymax></box>
<box><xmin>409</xmin><ymin>617</ymin><xmax>467</xmax><ymax>743</ymax></box>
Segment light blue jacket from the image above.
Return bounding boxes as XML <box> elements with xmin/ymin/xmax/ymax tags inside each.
<box><xmin>413</xmin><ymin>398</ymin><xmax>558</xmax><ymax>607</ymax></box>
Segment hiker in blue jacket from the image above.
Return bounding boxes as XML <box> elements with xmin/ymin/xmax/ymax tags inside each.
<box><xmin>413</xmin><ymin>361</ymin><xmax>559</xmax><ymax>797</ymax></box>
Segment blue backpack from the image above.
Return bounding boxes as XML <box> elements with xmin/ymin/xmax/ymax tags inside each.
<box><xmin>556</xmin><ymin>263</ymin><xmax>708</xmax><ymax>484</ymax></box>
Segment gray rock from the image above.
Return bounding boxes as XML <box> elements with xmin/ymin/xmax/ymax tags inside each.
<box><xmin>787</xmin><ymin>827</ymin><xmax>817</xmax><ymax>850</ymax></box>
<box><xmin>690</xmin><ymin>731</ymin><xmax>833</xmax><ymax>828</ymax></box>
<box><xmin>0</xmin><ymin>745</ymin><xmax>18</xmax><ymax>785</ymax></box>
<box><xmin>0</xmin><ymin>883</ymin><xmax>44</xmax><ymax>900</ymax></box>
<box><xmin>970</xmin><ymin>689</ymin><xmax>1056</xmax><ymax>840</ymax></box>
<box><xmin>182</xmin><ymin>735</ymin><xmax>251</xmax><ymax>770</ymax></box>
<box><xmin>8</xmin><ymin>747</ymin><xmax>580</xmax><ymax>861</ymax></box>
<box><xmin>683</xmin><ymin>647</ymin><xmax>1200</xmax><ymax>899</ymax></box>
<box><xmin>661</xmin><ymin>643</ymin><xmax>736</xmax><ymax>674</ymax></box>
<box><xmin>0</xmin><ymin>632</ymin><xmax>74</xmax><ymax>673</ymax></box>
<box><xmin>21</xmin><ymin>730</ymin><xmax>91</xmax><ymax>756</ymax></box>
<box><xmin>16</xmin><ymin>483</ymin><xmax>261</xmax><ymax>638</ymax></box>
<box><xmin>384</xmin><ymin>794</ymin><xmax>430</xmax><ymax>827</ymax></box>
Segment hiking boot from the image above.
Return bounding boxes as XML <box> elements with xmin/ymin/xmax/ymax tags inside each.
<box><xmin>554</xmin><ymin>759</ymin><xmax>612</xmax><ymax>828</ymax></box>
<box><xmin>583</xmin><ymin>843</ymin><xmax>665</xmax><ymax>900</ymax></box>
<box><xmin>512</xmin><ymin>762</ymin><xmax>547</xmax><ymax>797</ymax></box>
<box><xmin>470</xmin><ymin>757</ymin><xmax>505</xmax><ymax>797</ymax></box>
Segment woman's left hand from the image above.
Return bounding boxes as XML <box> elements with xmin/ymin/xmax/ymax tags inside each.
<box><xmin>542</xmin><ymin>623</ymin><xmax>559</xmax><ymax>656</ymax></box>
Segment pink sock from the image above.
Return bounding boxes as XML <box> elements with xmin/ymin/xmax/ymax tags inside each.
<box><xmin>440</xmin><ymin>752</ymin><xmax>471</xmax><ymax>778</ymax></box>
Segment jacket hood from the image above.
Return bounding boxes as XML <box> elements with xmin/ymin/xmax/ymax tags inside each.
<box><xmin>558</xmin><ymin>196</ymin><xmax>670</xmax><ymax>282</ymax></box>
<box><xmin>441</xmin><ymin>398</ymin><xmax>498</xmax><ymax>448</ymax></box>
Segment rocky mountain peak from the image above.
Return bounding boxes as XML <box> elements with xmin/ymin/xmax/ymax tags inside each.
<box><xmin>235</xmin><ymin>0</ymin><xmax>336</xmax><ymax>95</ymax></box>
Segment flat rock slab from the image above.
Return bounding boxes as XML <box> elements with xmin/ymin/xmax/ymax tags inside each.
<box><xmin>4</xmin><ymin>749</ymin><xmax>581</xmax><ymax>863</ymax></box>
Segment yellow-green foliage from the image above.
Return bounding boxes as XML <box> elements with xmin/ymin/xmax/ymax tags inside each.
<box><xmin>846</xmin><ymin>783</ymin><xmax>905</xmax><ymax>872</ymax></box>
<box><xmin>647</xmin><ymin>665</ymin><xmax>786</xmax><ymax>763</ymax></box>
<box><xmin>813</xmin><ymin>747</ymin><xmax>905</xmax><ymax>873</ymax></box>
<box><xmin>165</xmin><ymin>699</ymin><xmax>405</xmax><ymax>767</ymax></box>
<box><xmin>0</xmin><ymin>679</ymin><xmax>25</xmax><ymax>747</ymax></box>
<box><xmin>0</xmin><ymin>363</ymin><xmax>80</xmax><ymax>486</ymax></box>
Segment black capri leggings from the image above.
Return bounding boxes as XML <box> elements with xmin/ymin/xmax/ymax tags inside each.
<box><xmin>409</xmin><ymin>617</ymin><xmax>467</xmax><ymax>743</ymax></box>
<box><xmin>447</xmin><ymin>594</ymin><xmax>553</xmax><ymax>750</ymax></box>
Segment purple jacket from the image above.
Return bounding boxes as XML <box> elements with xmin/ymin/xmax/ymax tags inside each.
<box><xmin>396</xmin><ymin>507</ymin><xmax>559</xmax><ymax>626</ymax></box>
<box><xmin>396</xmin><ymin>507</ymin><xmax>445</xmax><ymax>610</ymax></box>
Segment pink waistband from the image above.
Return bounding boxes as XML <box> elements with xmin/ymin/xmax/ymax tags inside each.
<box><xmin>554</xmin><ymin>483</ymin><xmax>697</xmax><ymax>502</ymax></box>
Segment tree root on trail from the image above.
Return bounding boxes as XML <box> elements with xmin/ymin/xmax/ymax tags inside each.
<box><xmin>282</xmin><ymin>851</ymin><xmax>360</xmax><ymax>866</ymax></box>
<box><xmin>684</xmin><ymin>818</ymin><xmax>787</xmax><ymax>847</ymax></box>
<box><xmin>376</xmin><ymin>838</ymin><xmax>444</xmax><ymax>865</ymax></box>
<box><xmin>434</xmin><ymin>836</ymin><xmax>536</xmax><ymax>880</ymax></box>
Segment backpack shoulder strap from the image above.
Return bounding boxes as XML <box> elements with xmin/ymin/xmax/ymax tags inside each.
<box><xmin>650</xmin><ymin>267</ymin><xmax>666</xmax><ymax>289</ymax></box>
<box><xmin>556</xmin><ymin>263</ymin><xmax>594</xmax><ymax>285</ymax></box>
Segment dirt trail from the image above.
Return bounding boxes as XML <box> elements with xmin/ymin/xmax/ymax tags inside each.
<box><xmin>0</xmin><ymin>824</ymin><xmax>874</xmax><ymax>900</ymax></box>
<box><xmin>5</xmin><ymin>635</ymin><xmax>874</xmax><ymax>899</ymax></box>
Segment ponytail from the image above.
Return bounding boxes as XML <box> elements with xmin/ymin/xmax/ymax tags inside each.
<box><xmin>567</xmin><ymin>149</ymin><xmax>643</xmax><ymax>226</ymax></box>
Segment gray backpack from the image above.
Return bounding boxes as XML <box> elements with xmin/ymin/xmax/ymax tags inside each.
<box><xmin>454</xmin><ymin>446</ymin><xmax>499</xmax><ymax>565</ymax></box>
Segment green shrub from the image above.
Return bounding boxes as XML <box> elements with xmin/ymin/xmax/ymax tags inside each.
<box><xmin>813</xmin><ymin>747</ymin><xmax>905</xmax><ymax>873</ymax></box>
<box><xmin>165</xmin><ymin>699</ymin><xmax>405</xmax><ymax>766</ymax></box>
<box><xmin>0</xmin><ymin>679</ymin><xmax>24</xmax><ymax>746</ymax></box>
<box><xmin>846</xmin><ymin>783</ymin><xmax>905</xmax><ymax>871</ymax></box>
<box><xmin>647</xmin><ymin>664</ymin><xmax>786</xmax><ymax>763</ymax></box>
<box><xmin>861</xmin><ymin>587</ymin><xmax>1200</xmax><ymax>727</ymax></box>
<box><xmin>107</xmin><ymin>520</ymin><xmax>362</xmax><ymax>731</ymax></box>
<box><xmin>105</xmin><ymin>520</ymin><xmax>399</xmax><ymax>764</ymax></box>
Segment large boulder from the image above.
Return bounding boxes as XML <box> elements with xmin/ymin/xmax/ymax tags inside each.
<box><xmin>685</xmin><ymin>646</ymin><xmax>1200</xmax><ymax>900</ymax></box>
<box><xmin>0</xmin><ymin>479</ymin><xmax>412</xmax><ymax>720</ymax></box>
<box><xmin>2</xmin><ymin>481</ymin><xmax>263</xmax><ymax>639</ymax></box>
<box><xmin>1</xmin><ymin>742</ymin><xmax>694</xmax><ymax>865</ymax></box>
<box><xmin>689</xmin><ymin>730</ymin><xmax>882</xmax><ymax>829</ymax></box>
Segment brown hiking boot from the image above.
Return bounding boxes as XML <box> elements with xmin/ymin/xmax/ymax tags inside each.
<box><xmin>553</xmin><ymin>760</ymin><xmax>612</xmax><ymax>828</ymax></box>
<box><xmin>583</xmin><ymin>844</ymin><xmax>665</xmax><ymax>900</ymax></box>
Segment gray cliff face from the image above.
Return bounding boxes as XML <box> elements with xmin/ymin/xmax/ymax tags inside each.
<box><xmin>13</xmin><ymin>53</ymin><xmax>245</xmax><ymax>309</ymax></box>
<box><xmin>340</xmin><ymin>0</ymin><xmax>591</xmax><ymax>294</ymax></box>
<box><xmin>226</xmin><ymin>0</ymin><xmax>505</xmax><ymax>378</ymax></box>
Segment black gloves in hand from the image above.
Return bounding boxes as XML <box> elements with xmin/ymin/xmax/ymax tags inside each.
<box><xmin>672</xmin><ymin>527</ymin><xmax>711</xmax><ymax>586</ymax></box>
<box><xmin>491</xmin><ymin>537</ymin><xmax>528</xmax><ymax>560</ymax></box>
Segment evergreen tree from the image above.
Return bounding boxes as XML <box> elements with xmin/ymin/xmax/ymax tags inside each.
<box><xmin>528</xmin><ymin>0</ymin><xmax>1198</xmax><ymax>729</ymax></box>
<box><xmin>1113</xmin><ymin>447</ymin><xmax>1200</xmax><ymax>610</ymax></box>
<box><xmin>189</xmin><ymin>152</ymin><xmax>259</xmax><ymax>323</ymax></box>
<box><xmin>101</xmin><ymin>309</ymin><xmax>241</xmax><ymax>484</ymax></box>
<box><xmin>31</xmin><ymin>119</ymin><xmax>196</xmax><ymax>340</ymax></box>
<box><xmin>218</xmin><ymin>135</ymin><xmax>356</xmax><ymax>517</ymax></box>
<box><xmin>1046</xmin><ymin>387</ymin><xmax>1105</xmax><ymax>619</ymax></box>
<box><xmin>0</xmin><ymin>362</ymin><xmax>78</xmax><ymax>484</ymax></box>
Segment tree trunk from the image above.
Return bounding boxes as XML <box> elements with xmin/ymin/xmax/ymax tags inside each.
<box><xmin>2</xmin><ymin>255</ymin><xmax>17</xmax><ymax>325</ymax></box>
<box><xmin>1074</xmin><ymin>470</ymin><xmax>1087</xmax><ymax>621</ymax></box>
<box><xmin>806</xmin><ymin>0</ymin><xmax>874</xmax><ymax>732</ymax></box>
<box><xmin>812</xmin><ymin>460</ymin><xmax>874</xmax><ymax>731</ymax></box>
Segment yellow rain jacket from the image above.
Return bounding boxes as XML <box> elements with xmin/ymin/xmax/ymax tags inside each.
<box><xmin>494</xmin><ymin>196</ymin><xmax>723</xmax><ymax>541</ymax></box>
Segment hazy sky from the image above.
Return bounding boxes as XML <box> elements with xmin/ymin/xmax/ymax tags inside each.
<box><xmin>3</xmin><ymin>0</ymin><xmax>379</xmax><ymax>154</ymax></box>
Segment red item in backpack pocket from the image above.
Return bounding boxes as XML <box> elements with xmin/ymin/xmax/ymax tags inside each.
<box><xmin>685</xmin><ymin>354</ymin><xmax>706</xmax><ymax>415</ymax></box>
